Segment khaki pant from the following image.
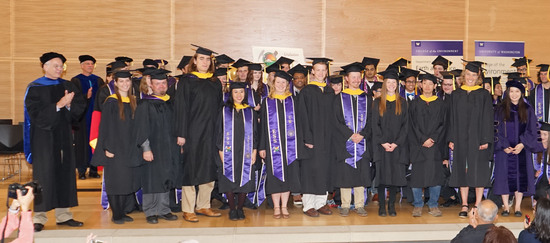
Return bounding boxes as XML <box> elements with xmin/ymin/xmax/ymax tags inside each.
<box><xmin>33</xmin><ymin>208</ymin><xmax>73</xmax><ymax>224</ymax></box>
<box><xmin>181</xmin><ymin>181</ymin><xmax>215</xmax><ymax>213</ymax></box>
<box><xmin>340</xmin><ymin>187</ymin><xmax>365</xmax><ymax>208</ymax></box>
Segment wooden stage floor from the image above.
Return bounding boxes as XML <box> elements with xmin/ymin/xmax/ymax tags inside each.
<box><xmin>0</xmin><ymin>160</ymin><xmax>528</xmax><ymax>242</ymax></box>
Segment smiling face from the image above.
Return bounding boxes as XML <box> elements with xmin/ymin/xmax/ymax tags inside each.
<box><xmin>385</xmin><ymin>79</ymin><xmax>398</xmax><ymax>95</ymax></box>
<box><xmin>43</xmin><ymin>58</ymin><xmax>64</xmax><ymax>79</ymax></box>
<box><xmin>115</xmin><ymin>77</ymin><xmax>132</xmax><ymax>96</ymax></box>
<box><xmin>80</xmin><ymin>60</ymin><xmax>95</xmax><ymax>75</ymax></box>
<box><xmin>442</xmin><ymin>78</ymin><xmax>453</xmax><ymax>94</ymax></box>
<box><xmin>293</xmin><ymin>72</ymin><xmax>306</xmax><ymax>89</ymax></box>
<box><xmin>231</xmin><ymin>88</ymin><xmax>245</xmax><ymax>104</ymax></box>
<box><xmin>508</xmin><ymin>86</ymin><xmax>522</xmax><ymax>104</ymax></box>
<box><xmin>151</xmin><ymin>78</ymin><xmax>168</xmax><ymax>96</ymax></box>
<box><xmin>405</xmin><ymin>76</ymin><xmax>416</xmax><ymax>92</ymax></box>
<box><xmin>311</xmin><ymin>63</ymin><xmax>328</xmax><ymax>82</ymax></box>
<box><xmin>274</xmin><ymin>77</ymin><xmax>288</xmax><ymax>94</ymax></box>
<box><xmin>345</xmin><ymin>72</ymin><xmax>362</xmax><ymax>89</ymax></box>
<box><xmin>464</xmin><ymin>69</ymin><xmax>479</xmax><ymax>86</ymax></box>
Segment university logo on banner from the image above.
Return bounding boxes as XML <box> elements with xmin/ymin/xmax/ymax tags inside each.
<box><xmin>411</xmin><ymin>40</ymin><xmax>463</xmax><ymax>72</ymax></box>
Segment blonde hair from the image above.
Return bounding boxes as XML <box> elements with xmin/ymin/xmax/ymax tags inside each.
<box><xmin>460</xmin><ymin>69</ymin><xmax>483</xmax><ymax>86</ymax></box>
<box><xmin>268</xmin><ymin>77</ymin><xmax>291</xmax><ymax>99</ymax></box>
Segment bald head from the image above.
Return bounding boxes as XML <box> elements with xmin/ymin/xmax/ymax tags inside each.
<box><xmin>477</xmin><ymin>200</ymin><xmax>498</xmax><ymax>223</ymax></box>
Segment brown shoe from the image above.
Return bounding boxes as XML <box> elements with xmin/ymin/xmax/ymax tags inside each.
<box><xmin>303</xmin><ymin>208</ymin><xmax>320</xmax><ymax>217</ymax></box>
<box><xmin>317</xmin><ymin>205</ymin><xmax>333</xmax><ymax>215</ymax></box>
<box><xmin>372</xmin><ymin>194</ymin><xmax>379</xmax><ymax>202</ymax></box>
<box><xmin>196</xmin><ymin>208</ymin><xmax>222</xmax><ymax>217</ymax></box>
<box><xmin>183</xmin><ymin>212</ymin><xmax>199</xmax><ymax>222</ymax></box>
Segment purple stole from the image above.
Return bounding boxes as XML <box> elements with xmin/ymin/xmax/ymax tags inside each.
<box><xmin>534</xmin><ymin>84</ymin><xmax>547</xmax><ymax>122</ymax></box>
<box><xmin>247</xmin><ymin>88</ymin><xmax>258</xmax><ymax>107</ymax></box>
<box><xmin>247</xmin><ymin>163</ymin><xmax>267</xmax><ymax>207</ymax></box>
<box><xmin>222</xmin><ymin>106</ymin><xmax>254</xmax><ymax>187</ymax></box>
<box><xmin>265</xmin><ymin>96</ymin><xmax>298</xmax><ymax>181</ymax></box>
<box><xmin>340</xmin><ymin>93</ymin><xmax>368</xmax><ymax>168</ymax></box>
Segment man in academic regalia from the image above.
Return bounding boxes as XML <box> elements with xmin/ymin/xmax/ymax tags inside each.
<box><xmin>432</xmin><ymin>55</ymin><xmax>451</xmax><ymax>80</ymax></box>
<box><xmin>232</xmin><ymin>59</ymin><xmax>251</xmax><ymax>82</ymax></box>
<box><xmin>298</xmin><ymin>57</ymin><xmax>335</xmax><ymax>217</ymax></box>
<box><xmin>360</xmin><ymin>57</ymin><xmax>381</xmax><ymax>94</ymax></box>
<box><xmin>272</xmin><ymin>56</ymin><xmax>294</xmax><ymax>72</ymax></box>
<box><xmin>24</xmin><ymin>52</ymin><xmax>86</xmax><ymax>232</ymax></box>
<box><xmin>71</xmin><ymin>55</ymin><xmax>104</xmax><ymax>180</ymax></box>
<box><xmin>399</xmin><ymin>68</ymin><xmax>420</xmax><ymax>101</ymax></box>
<box><xmin>529</xmin><ymin>64</ymin><xmax>550</xmax><ymax>122</ymax></box>
<box><xmin>512</xmin><ymin>56</ymin><xmax>534</xmax><ymax>94</ymax></box>
<box><xmin>289</xmin><ymin>64</ymin><xmax>308</xmax><ymax>97</ymax></box>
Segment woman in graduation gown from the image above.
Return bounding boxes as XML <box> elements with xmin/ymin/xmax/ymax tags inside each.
<box><xmin>493</xmin><ymin>80</ymin><xmax>543</xmax><ymax>216</ymax></box>
<box><xmin>245</xmin><ymin>63</ymin><xmax>268</xmax><ymax>105</ymax></box>
<box><xmin>91</xmin><ymin>71</ymin><xmax>140</xmax><ymax>224</ymax></box>
<box><xmin>372</xmin><ymin>70</ymin><xmax>409</xmax><ymax>217</ymax></box>
<box><xmin>408</xmin><ymin>74</ymin><xmax>447</xmax><ymax>217</ymax></box>
<box><xmin>216</xmin><ymin>82</ymin><xmax>258</xmax><ymax>221</ymax></box>
<box><xmin>535</xmin><ymin>122</ymin><xmax>550</xmax><ymax>201</ymax></box>
<box><xmin>259</xmin><ymin>71</ymin><xmax>301</xmax><ymax>219</ymax></box>
<box><xmin>447</xmin><ymin>63</ymin><xmax>494</xmax><ymax>218</ymax></box>
<box><xmin>174</xmin><ymin>45</ymin><xmax>223</xmax><ymax>222</ymax></box>
<box><xmin>332</xmin><ymin>63</ymin><xmax>372</xmax><ymax>217</ymax></box>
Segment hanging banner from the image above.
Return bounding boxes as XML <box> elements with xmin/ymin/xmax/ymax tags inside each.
<box><xmin>411</xmin><ymin>40</ymin><xmax>464</xmax><ymax>72</ymax></box>
<box><xmin>252</xmin><ymin>46</ymin><xmax>305</xmax><ymax>67</ymax></box>
<box><xmin>474</xmin><ymin>40</ymin><xmax>525</xmax><ymax>77</ymax></box>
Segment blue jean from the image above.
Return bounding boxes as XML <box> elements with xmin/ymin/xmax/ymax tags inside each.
<box><xmin>412</xmin><ymin>186</ymin><xmax>441</xmax><ymax>208</ymax></box>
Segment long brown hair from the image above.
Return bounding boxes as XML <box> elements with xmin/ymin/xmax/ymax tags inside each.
<box><xmin>186</xmin><ymin>53</ymin><xmax>215</xmax><ymax>74</ymax></box>
<box><xmin>246</xmin><ymin>69</ymin><xmax>265</xmax><ymax>97</ymax></box>
<box><xmin>114</xmin><ymin>77</ymin><xmax>137</xmax><ymax>120</ymax></box>
<box><xmin>500</xmin><ymin>88</ymin><xmax>528</xmax><ymax>123</ymax></box>
<box><xmin>378</xmin><ymin>78</ymin><xmax>402</xmax><ymax>116</ymax></box>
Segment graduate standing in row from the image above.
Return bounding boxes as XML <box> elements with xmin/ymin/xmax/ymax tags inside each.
<box><xmin>332</xmin><ymin>63</ymin><xmax>372</xmax><ymax>217</ymax></box>
<box><xmin>529</xmin><ymin>64</ymin><xmax>550</xmax><ymax>122</ymax></box>
<box><xmin>372</xmin><ymin>70</ymin><xmax>409</xmax><ymax>217</ymax></box>
<box><xmin>448</xmin><ymin>63</ymin><xmax>494</xmax><ymax>218</ymax></box>
<box><xmin>408</xmin><ymin>73</ymin><xmax>447</xmax><ymax>217</ymax></box>
<box><xmin>535</xmin><ymin>122</ymin><xmax>550</xmax><ymax>201</ymax></box>
<box><xmin>259</xmin><ymin>71</ymin><xmax>301</xmax><ymax>219</ymax></box>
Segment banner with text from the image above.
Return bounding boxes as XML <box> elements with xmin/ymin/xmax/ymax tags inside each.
<box><xmin>474</xmin><ymin>41</ymin><xmax>525</xmax><ymax>78</ymax></box>
<box><xmin>251</xmin><ymin>46</ymin><xmax>305</xmax><ymax>67</ymax></box>
<box><xmin>411</xmin><ymin>40</ymin><xmax>463</xmax><ymax>73</ymax></box>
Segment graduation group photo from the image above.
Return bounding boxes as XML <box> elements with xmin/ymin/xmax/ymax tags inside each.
<box><xmin>3</xmin><ymin>1</ymin><xmax>550</xmax><ymax>242</ymax></box>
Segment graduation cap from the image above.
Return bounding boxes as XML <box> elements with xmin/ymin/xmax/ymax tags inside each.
<box><xmin>142</xmin><ymin>59</ymin><xmax>159</xmax><ymax>68</ymax></box>
<box><xmin>214</xmin><ymin>68</ymin><xmax>228</xmax><ymax>77</ymax></box>
<box><xmin>371</xmin><ymin>82</ymin><xmax>383</xmax><ymax>91</ymax></box>
<box><xmin>391</xmin><ymin>57</ymin><xmax>410</xmax><ymax>67</ymax></box>
<box><xmin>537</xmin><ymin>64</ymin><xmax>549</xmax><ymax>72</ymax></box>
<box><xmin>273</xmin><ymin>56</ymin><xmax>294</xmax><ymax>67</ymax></box>
<box><xmin>115</xmin><ymin>56</ymin><xmax>133</xmax><ymax>63</ymax></box>
<box><xmin>450</xmin><ymin>69</ymin><xmax>462</xmax><ymax>77</ymax></box>
<box><xmin>432</xmin><ymin>55</ymin><xmax>452</xmax><ymax>70</ymax></box>
<box><xmin>78</xmin><ymin>55</ymin><xmax>96</xmax><ymax>64</ymax></box>
<box><xmin>440</xmin><ymin>71</ymin><xmax>455</xmax><ymax>80</ymax></box>
<box><xmin>232</xmin><ymin>58</ymin><xmax>251</xmax><ymax>69</ymax></box>
<box><xmin>191</xmin><ymin>44</ymin><xmax>217</xmax><ymax>56</ymax></box>
<box><xmin>465</xmin><ymin>62</ymin><xmax>483</xmax><ymax>73</ymax></box>
<box><xmin>504</xmin><ymin>72</ymin><xmax>523</xmax><ymax>80</ymax></box>
<box><xmin>539</xmin><ymin>121</ymin><xmax>550</xmax><ymax>131</ymax></box>
<box><xmin>341</xmin><ymin>62</ymin><xmax>365</xmax><ymax>74</ymax></box>
<box><xmin>399</xmin><ymin>68</ymin><xmax>420</xmax><ymax>81</ymax></box>
<box><xmin>149</xmin><ymin>69</ymin><xmax>172</xmax><ymax>80</ymax></box>
<box><xmin>114</xmin><ymin>71</ymin><xmax>132</xmax><ymax>78</ymax></box>
<box><xmin>420</xmin><ymin>73</ymin><xmax>438</xmax><ymax>84</ymax></box>
<box><xmin>246</xmin><ymin>63</ymin><xmax>263</xmax><ymax>71</ymax></box>
<box><xmin>385</xmin><ymin>64</ymin><xmax>400</xmax><ymax>72</ymax></box>
<box><xmin>274</xmin><ymin>70</ymin><xmax>292</xmax><ymax>82</ymax></box>
<box><xmin>288</xmin><ymin>64</ymin><xmax>308</xmax><ymax>76</ymax></box>
<box><xmin>139</xmin><ymin>67</ymin><xmax>159</xmax><ymax>76</ymax></box>
<box><xmin>40</xmin><ymin>52</ymin><xmax>66</xmax><ymax>64</ymax></box>
<box><xmin>378</xmin><ymin>70</ymin><xmax>400</xmax><ymax>80</ymax></box>
<box><xmin>512</xmin><ymin>56</ymin><xmax>532</xmax><ymax>67</ymax></box>
<box><xmin>229</xmin><ymin>82</ymin><xmax>247</xmax><ymax>90</ymax></box>
<box><xmin>505</xmin><ymin>80</ymin><xmax>525</xmax><ymax>94</ymax></box>
<box><xmin>215</xmin><ymin>54</ymin><xmax>235</xmax><ymax>65</ymax></box>
<box><xmin>307</xmin><ymin>57</ymin><xmax>333</xmax><ymax>66</ymax></box>
<box><xmin>328</xmin><ymin>75</ymin><xmax>344</xmax><ymax>84</ymax></box>
<box><xmin>177</xmin><ymin>56</ymin><xmax>192</xmax><ymax>69</ymax></box>
<box><xmin>361</xmin><ymin>57</ymin><xmax>380</xmax><ymax>68</ymax></box>
<box><xmin>155</xmin><ymin>59</ymin><xmax>168</xmax><ymax>66</ymax></box>
<box><xmin>265</xmin><ymin>64</ymin><xmax>280</xmax><ymax>73</ymax></box>
<box><xmin>110</xmin><ymin>61</ymin><xmax>127</xmax><ymax>71</ymax></box>
<box><xmin>483</xmin><ymin>77</ymin><xmax>500</xmax><ymax>94</ymax></box>
<box><xmin>106</xmin><ymin>62</ymin><xmax>115</xmax><ymax>74</ymax></box>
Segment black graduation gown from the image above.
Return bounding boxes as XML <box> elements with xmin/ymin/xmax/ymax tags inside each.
<box><xmin>297</xmin><ymin>84</ymin><xmax>335</xmax><ymax>194</ymax></box>
<box><xmin>408</xmin><ymin>97</ymin><xmax>447</xmax><ymax>188</ymax></box>
<box><xmin>215</xmin><ymin>106</ymin><xmax>258</xmax><ymax>193</ymax></box>
<box><xmin>259</xmin><ymin>97</ymin><xmax>302</xmax><ymax>194</ymax></box>
<box><xmin>91</xmin><ymin>97</ymin><xmax>140</xmax><ymax>195</ymax></box>
<box><xmin>332</xmin><ymin>92</ymin><xmax>373</xmax><ymax>188</ymax></box>
<box><xmin>174</xmin><ymin>75</ymin><xmax>223</xmax><ymax>186</ymax></box>
<box><xmin>134</xmin><ymin>98</ymin><xmax>179</xmax><ymax>194</ymax></box>
<box><xmin>25</xmin><ymin>79</ymin><xmax>86</xmax><ymax>212</ymax></box>
<box><xmin>528</xmin><ymin>85</ymin><xmax>550</xmax><ymax>122</ymax></box>
<box><xmin>448</xmin><ymin>88</ymin><xmax>494</xmax><ymax>187</ymax></box>
<box><xmin>372</xmin><ymin>97</ymin><xmax>409</xmax><ymax>187</ymax></box>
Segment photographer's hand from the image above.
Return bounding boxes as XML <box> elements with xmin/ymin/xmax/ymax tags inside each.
<box><xmin>17</xmin><ymin>186</ymin><xmax>34</xmax><ymax>212</ymax></box>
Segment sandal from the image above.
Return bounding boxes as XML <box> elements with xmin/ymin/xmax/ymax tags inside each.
<box><xmin>273</xmin><ymin>207</ymin><xmax>281</xmax><ymax>219</ymax></box>
<box><xmin>282</xmin><ymin>207</ymin><xmax>290</xmax><ymax>219</ymax></box>
<box><xmin>458</xmin><ymin>205</ymin><xmax>468</xmax><ymax>218</ymax></box>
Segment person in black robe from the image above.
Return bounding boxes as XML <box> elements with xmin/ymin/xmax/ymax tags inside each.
<box><xmin>332</xmin><ymin>63</ymin><xmax>372</xmax><ymax>217</ymax></box>
<box><xmin>174</xmin><ymin>45</ymin><xmax>223</xmax><ymax>222</ymax></box>
<box><xmin>91</xmin><ymin>71</ymin><xmax>140</xmax><ymax>224</ymax></box>
<box><xmin>372</xmin><ymin>70</ymin><xmax>409</xmax><ymax>217</ymax></box>
<box><xmin>408</xmin><ymin>73</ymin><xmax>447</xmax><ymax>217</ymax></box>
<box><xmin>448</xmin><ymin>63</ymin><xmax>494</xmax><ymax>218</ymax></box>
<box><xmin>493</xmin><ymin>81</ymin><xmax>543</xmax><ymax>217</ymax></box>
<box><xmin>259</xmin><ymin>71</ymin><xmax>302</xmax><ymax>219</ymax></box>
<box><xmin>535</xmin><ymin>122</ymin><xmax>550</xmax><ymax>201</ymax></box>
<box><xmin>297</xmin><ymin>57</ymin><xmax>335</xmax><ymax>217</ymax></box>
<box><xmin>529</xmin><ymin>64</ymin><xmax>550</xmax><ymax>122</ymax></box>
<box><xmin>71</xmin><ymin>55</ymin><xmax>104</xmax><ymax>180</ymax></box>
<box><xmin>216</xmin><ymin>82</ymin><xmax>258</xmax><ymax>220</ymax></box>
<box><xmin>24</xmin><ymin>52</ymin><xmax>86</xmax><ymax>232</ymax></box>
<box><xmin>134</xmin><ymin>70</ymin><xmax>179</xmax><ymax>224</ymax></box>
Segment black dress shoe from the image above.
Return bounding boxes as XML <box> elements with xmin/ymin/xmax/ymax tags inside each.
<box><xmin>56</xmin><ymin>219</ymin><xmax>84</xmax><ymax>227</ymax></box>
<box><xmin>388</xmin><ymin>205</ymin><xmax>396</xmax><ymax>217</ymax></box>
<box><xmin>514</xmin><ymin>211</ymin><xmax>523</xmax><ymax>217</ymax></box>
<box><xmin>159</xmin><ymin>213</ymin><xmax>178</xmax><ymax>221</ymax></box>
<box><xmin>146</xmin><ymin>216</ymin><xmax>158</xmax><ymax>224</ymax></box>
<box><xmin>122</xmin><ymin>215</ymin><xmax>134</xmax><ymax>222</ymax></box>
<box><xmin>229</xmin><ymin>210</ymin><xmax>239</xmax><ymax>221</ymax></box>
<box><xmin>237</xmin><ymin>209</ymin><xmax>245</xmax><ymax>220</ymax></box>
<box><xmin>34</xmin><ymin>223</ymin><xmax>44</xmax><ymax>232</ymax></box>
<box><xmin>78</xmin><ymin>172</ymin><xmax>86</xmax><ymax>180</ymax></box>
<box><xmin>112</xmin><ymin>218</ymin><xmax>125</xmax><ymax>224</ymax></box>
<box><xmin>378</xmin><ymin>208</ymin><xmax>387</xmax><ymax>217</ymax></box>
<box><xmin>88</xmin><ymin>172</ymin><xmax>101</xmax><ymax>178</ymax></box>
<box><xmin>501</xmin><ymin>210</ymin><xmax>510</xmax><ymax>217</ymax></box>
<box><xmin>441</xmin><ymin>199</ymin><xmax>457</xmax><ymax>207</ymax></box>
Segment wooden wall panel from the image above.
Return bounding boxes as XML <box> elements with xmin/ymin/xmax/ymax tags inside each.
<box><xmin>13</xmin><ymin>61</ymin><xmax>43</xmax><ymax>123</ymax></box>
<box><xmin>467</xmin><ymin>0</ymin><xmax>550</xmax><ymax>68</ymax></box>
<box><xmin>0</xmin><ymin>62</ymin><xmax>11</xmax><ymax>119</ymax></box>
<box><xmin>175</xmin><ymin>0</ymin><xmax>323</xmax><ymax>61</ymax></box>
<box><xmin>0</xmin><ymin>1</ymin><xmax>10</xmax><ymax>58</ymax></box>
<box><xmin>326</xmin><ymin>0</ymin><xmax>466</xmax><ymax>68</ymax></box>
